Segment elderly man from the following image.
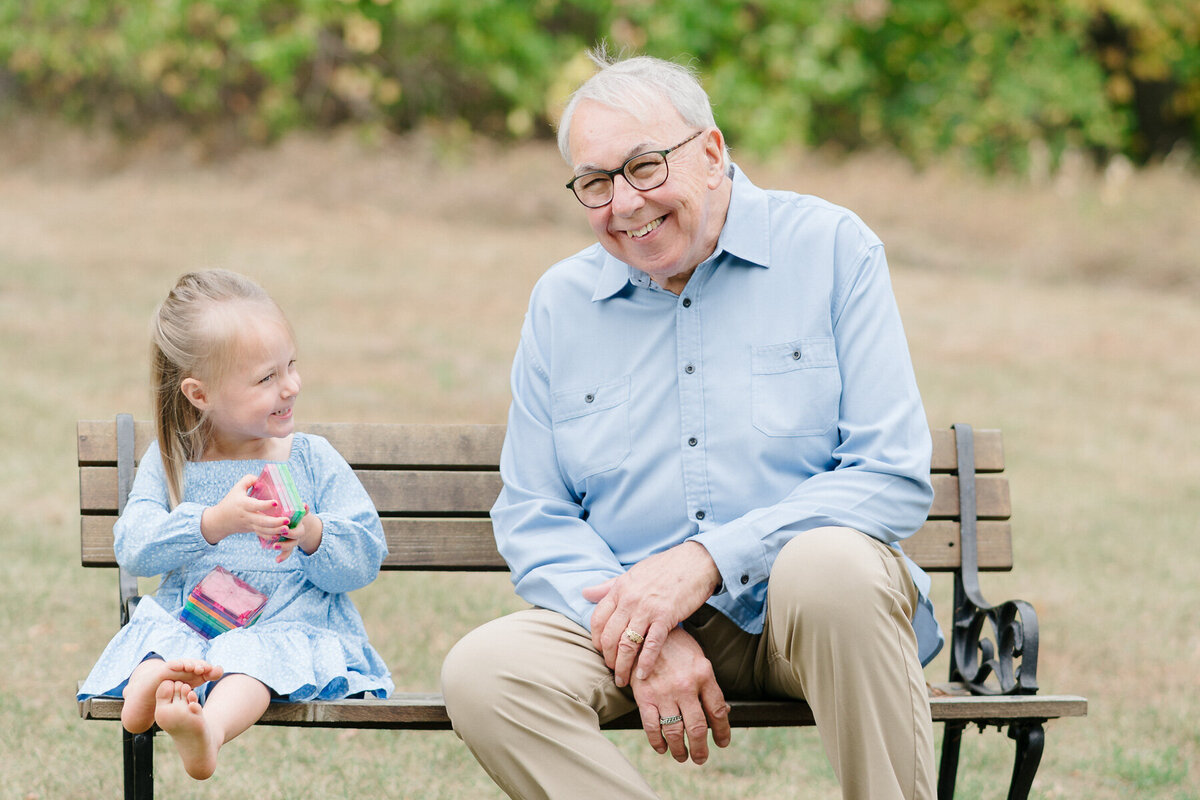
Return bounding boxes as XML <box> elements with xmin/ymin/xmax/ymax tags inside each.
<box><xmin>442</xmin><ymin>51</ymin><xmax>940</xmax><ymax>800</ymax></box>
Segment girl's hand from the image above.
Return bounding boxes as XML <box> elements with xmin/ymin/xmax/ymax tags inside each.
<box><xmin>270</xmin><ymin>503</ymin><xmax>323</xmax><ymax>564</ymax></box>
<box><xmin>200</xmin><ymin>474</ymin><xmax>292</xmax><ymax>545</ymax></box>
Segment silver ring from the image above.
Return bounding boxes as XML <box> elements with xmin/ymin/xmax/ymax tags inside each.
<box><xmin>658</xmin><ymin>714</ymin><xmax>683</xmax><ymax>726</ymax></box>
<box><xmin>624</xmin><ymin>628</ymin><xmax>645</xmax><ymax>645</ymax></box>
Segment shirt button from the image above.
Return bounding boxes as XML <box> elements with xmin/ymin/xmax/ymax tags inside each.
<box><xmin>584</xmin><ymin>393</ymin><xmax>594</xmax><ymax>403</ymax></box>
<box><xmin>687</xmin><ymin>437</ymin><xmax>698</xmax><ymax>447</ymax></box>
<box><xmin>682</xmin><ymin>297</ymin><xmax>692</xmax><ymax>308</ymax></box>
<box><xmin>684</xmin><ymin>364</ymin><xmax>695</xmax><ymax>374</ymax></box>
<box><xmin>792</xmin><ymin>350</ymin><xmax>802</xmax><ymax>360</ymax></box>
<box><xmin>695</xmin><ymin>510</ymin><xmax>705</xmax><ymax>520</ymax></box>
<box><xmin>740</xmin><ymin>574</ymin><xmax>749</xmax><ymax>585</ymax></box>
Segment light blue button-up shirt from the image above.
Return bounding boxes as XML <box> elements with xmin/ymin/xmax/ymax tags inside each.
<box><xmin>492</xmin><ymin>165</ymin><xmax>943</xmax><ymax>665</ymax></box>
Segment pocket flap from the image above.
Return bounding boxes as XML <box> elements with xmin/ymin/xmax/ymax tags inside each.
<box><xmin>752</xmin><ymin>337</ymin><xmax>837</xmax><ymax>374</ymax></box>
<box><xmin>551</xmin><ymin>375</ymin><xmax>631</xmax><ymax>422</ymax></box>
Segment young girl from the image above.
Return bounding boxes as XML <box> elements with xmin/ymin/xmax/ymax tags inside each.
<box><xmin>78</xmin><ymin>269</ymin><xmax>392</xmax><ymax>780</ymax></box>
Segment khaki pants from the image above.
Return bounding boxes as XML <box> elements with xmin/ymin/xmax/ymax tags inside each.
<box><xmin>441</xmin><ymin>527</ymin><xmax>935</xmax><ymax>800</ymax></box>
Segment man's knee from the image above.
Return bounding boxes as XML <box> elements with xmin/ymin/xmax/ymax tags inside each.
<box><xmin>441</xmin><ymin>618</ymin><xmax>515</xmax><ymax>718</ymax></box>
<box><xmin>769</xmin><ymin>527</ymin><xmax>906</xmax><ymax>625</ymax></box>
<box><xmin>442</xmin><ymin>611</ymin><xmax>609</xmax><ymax>719</ymax></box>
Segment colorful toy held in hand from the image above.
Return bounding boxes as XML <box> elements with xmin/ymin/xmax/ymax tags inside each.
<box><xmin>179</xmin><ymin>566</ymin><xmax>269</xmax><ymax>639</ymax></box>
<box><xmin>249</xmin><ymin>462</ymin><xmax>306</xmax><ymax>546</ymax></box>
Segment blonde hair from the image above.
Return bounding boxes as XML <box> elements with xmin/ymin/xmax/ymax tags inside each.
<box><xmin>151</xmin><ymin>269</ymin><xmax>293</xmax><ymax>507</ymax></box>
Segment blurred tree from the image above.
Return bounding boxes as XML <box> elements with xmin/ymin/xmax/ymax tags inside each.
<box><xmin>0</xmin><ymin>0</ymin><xmax>1196</xmax><ymax>171</ymax></box>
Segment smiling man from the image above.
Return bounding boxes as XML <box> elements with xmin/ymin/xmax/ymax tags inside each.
<box><xmin>441</xmin><ymin>51</ymin><xmax>940</xmax><ymax>800</ymax></box>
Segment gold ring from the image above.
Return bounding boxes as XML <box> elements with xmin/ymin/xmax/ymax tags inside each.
<box><xmin>624</xmin><ymin>628</ymin><xmax>645</xmax><ymax>645</ymax></box>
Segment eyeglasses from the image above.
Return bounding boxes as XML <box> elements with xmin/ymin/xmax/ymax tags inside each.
<box><xmin>566</xmin><ymin>130</ymin><xmax>705</xmax><ymax>208</ymax></box>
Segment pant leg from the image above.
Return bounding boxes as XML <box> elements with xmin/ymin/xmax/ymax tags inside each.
<box><xmin>757</xmin><ymin>527</ymin><xmax>935</xmax><ymax>800</ymax></box>
<box><xmin>441</xmin><ymin>608</ymin><xmax>659</xmax><ymax>800</ymax></box>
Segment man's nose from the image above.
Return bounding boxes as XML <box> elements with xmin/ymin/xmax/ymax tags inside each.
<box><xmin>608</xmin><ymin>174</ymin><xmax>645</xmax><ymax>216</ymax></box>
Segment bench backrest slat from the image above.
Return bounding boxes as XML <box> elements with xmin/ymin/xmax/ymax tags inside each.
<box><xmin>82</xmin><ymin>468</ymin><xmax>1011</xmax><ymax>520</ymax></box>
<box><xmin>78</xmin><ymin>421</ymin><xmax>1012</xmax><ymax>572</ymax></box>
<box><xmin>79</xmin><ymin>422</ymin><xmax>1005</xmax><ymax>472</ymax></box>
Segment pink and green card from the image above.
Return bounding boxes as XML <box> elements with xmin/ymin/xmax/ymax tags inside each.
<box><xmin>249</xmin><ymin>462</ymin><xmax>306</xmax><ymax>546</ymax></box>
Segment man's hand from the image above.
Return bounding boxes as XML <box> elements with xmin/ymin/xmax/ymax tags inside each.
<box><xmin>629</xmin><ymin>626</ymin><xmax>731</xmax><ymax>765</ymax></box>
<box><xmin>582</xmin><ymin>541</ymin><xmax>721</xmax><ymax>686</ymax></box>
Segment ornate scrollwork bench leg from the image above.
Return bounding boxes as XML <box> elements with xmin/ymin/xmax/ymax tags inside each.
<box><xmin>937</xmin><ymin>719</ymin><xmax>1046</xmax><ymax>800</ymax></box>
<box><xmin>937</xmin><ymin>721</ymin><xmax>967</xmax><ymax>800</ymax></box>
<box><xmin>122</xmin><ymin>729</ymin><xmax>154</xmax><ymax>800</ymax></box>
<box><xmin>1006</xmin><ymin>721</ymin><xmax>1046</xmax><ymax>800</ymax></box>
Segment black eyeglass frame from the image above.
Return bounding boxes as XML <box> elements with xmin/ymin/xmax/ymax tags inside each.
<box><xmin>565</xmin><ymin>130</ymin><xmax>705</xmax><ymax>208</ymax></box>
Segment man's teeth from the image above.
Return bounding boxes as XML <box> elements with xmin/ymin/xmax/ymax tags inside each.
<box><xmin>628</xmin><ymin>217</ymin><xmax>664</xmax><ymax>239</ymax></box>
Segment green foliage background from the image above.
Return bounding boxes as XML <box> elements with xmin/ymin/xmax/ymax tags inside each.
<box><xmin>2</xmin><ymin>0</ymin><xmax>1198</xmax><ymax>171</ymax></box>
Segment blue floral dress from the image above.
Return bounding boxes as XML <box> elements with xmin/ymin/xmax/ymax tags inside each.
<box><xmin>78</xmin><ymin>433</ymin><xmax>393</xmax><ymax>702</ymax></box>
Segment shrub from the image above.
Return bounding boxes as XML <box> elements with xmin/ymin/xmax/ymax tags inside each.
<box><xmin>1</xmin><ymin>0</ymin><xmax>1196</xmax><ymax>171</ymax></box>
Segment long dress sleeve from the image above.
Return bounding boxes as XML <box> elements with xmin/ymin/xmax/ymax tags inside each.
<box><xmin>113</xmin><ymin>441</ymin><xmax>213</xmax><ymax>577</ymax></box>
<box><xmin>290</xmin><ymin>435</ymin><xmax>388</xmax><ymax>594</ymax></box>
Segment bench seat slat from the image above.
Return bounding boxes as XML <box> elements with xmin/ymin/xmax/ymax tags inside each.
<box><xmin>79</xmin><ymin>688</ymin><xmax>1087</xmax><ymax>730</ymax></box>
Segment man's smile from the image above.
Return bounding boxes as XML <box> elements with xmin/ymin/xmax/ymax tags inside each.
<box><xmin>626</xmin><ymin>216</ymin><xmax>665</xmax><ymax>239</ymax></box>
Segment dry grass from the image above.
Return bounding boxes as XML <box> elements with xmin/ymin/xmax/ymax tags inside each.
<box><xmin>1</xmin><ymin>118</ymin><xmax>1197</xmax><ymax>798</ymax></box>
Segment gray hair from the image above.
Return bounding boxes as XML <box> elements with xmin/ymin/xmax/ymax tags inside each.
<box><xmin>557</xmin><ymin>48</ymin><xmax>728</xmax><ymax>168</ymax></box>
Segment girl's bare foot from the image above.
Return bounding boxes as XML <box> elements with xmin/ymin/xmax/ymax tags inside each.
<box><xmin>154</xmin><ymin>680</ymin><xmax>221</xmax><ymax>780</ymax></box>
<box><xmin>121</xmin><ymin>658</ymin><xmax>224</xmax><ymax>734</ymax></box>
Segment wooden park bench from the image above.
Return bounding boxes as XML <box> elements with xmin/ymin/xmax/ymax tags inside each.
<box><xmin>78</xmin><ymin>415</ymin><xmax>1086</xmax><ymax>799</ymax></box>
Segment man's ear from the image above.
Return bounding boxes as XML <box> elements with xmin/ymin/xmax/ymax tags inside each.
<box><xmin>703</xmin><ymin>128</ymin><xmax>727</xmax><ymax>186</ymax></box>
<box><xmin>180</xmin><ymin>377</ymin><xmax>209</xmax><ymax>411</ymax></box>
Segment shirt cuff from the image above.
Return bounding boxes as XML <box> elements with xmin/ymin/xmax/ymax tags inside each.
<box><xmin>691</xmin><ymin>521</ymin><xmax>769</xmax><ymax>601</ymax></box>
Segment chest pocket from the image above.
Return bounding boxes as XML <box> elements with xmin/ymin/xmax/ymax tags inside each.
<box><xmin>751</xmin><ymin>337</ymin><xmax>841</xmax><ymax>437</ymax></box>
<box><xmin>551</xmin><ymin>375</ymin><xmax>632</xmax><ymax>482</ymax></box>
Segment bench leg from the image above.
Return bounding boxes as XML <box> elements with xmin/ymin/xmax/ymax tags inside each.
<box><xmin>937</xmin><ymin>721</ymin><xmax>966</xmax><ymax>799</ymax></box>
<box><xmin>1006</xmin><ymin>722</ymin><xmax>1045</xmax><ymax>800</ymax></box>
<box><xmin>122</xmin><ymin>728</ymin><xmax>154</xmax><ymax>800</ymax></box>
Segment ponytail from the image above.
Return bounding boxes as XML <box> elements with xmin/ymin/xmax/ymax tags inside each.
<box><xmin>150</xmin><ymin>270</ymin><xmax>288</xmax><ymax>506</ymax></box>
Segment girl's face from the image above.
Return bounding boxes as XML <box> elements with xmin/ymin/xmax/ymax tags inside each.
<box><xmin>184</xmin><ymin>315</ymin><xmax>301</xmax><ymax>459</ymax></box>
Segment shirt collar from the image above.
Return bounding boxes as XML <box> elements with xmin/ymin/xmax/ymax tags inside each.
<box><xmin>591</xmin><ymin>163</ymin><xmax>771</xmax><ymax>302</ymax></box>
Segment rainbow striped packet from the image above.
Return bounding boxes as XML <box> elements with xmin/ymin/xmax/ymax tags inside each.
<box><xmin>249</xmin><ymin>462</ymin><xmax>306</xmax><ymax>547</ymax></box>
<box><xmin>179</xmin><ymin>566</ymin><xmax>268</xmax><ymax>639</ymax></box>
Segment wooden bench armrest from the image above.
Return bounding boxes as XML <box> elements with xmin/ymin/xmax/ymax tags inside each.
<box><xmin>948</xmin><ymin>424</ymin><xmax>1039</xmax><ymax>696</ymax></box>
